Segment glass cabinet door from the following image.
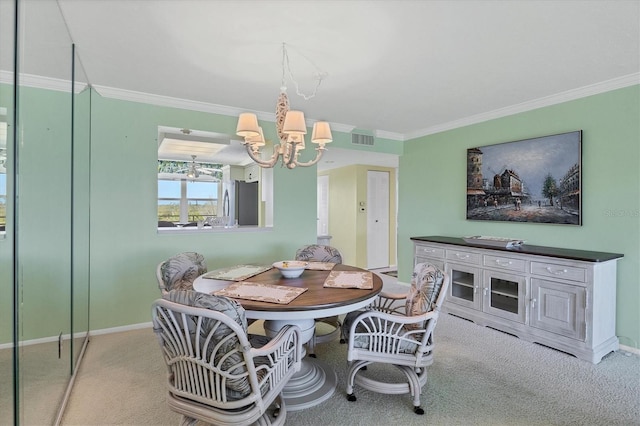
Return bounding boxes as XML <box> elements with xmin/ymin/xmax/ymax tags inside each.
<box><xmin>446</xmin><ymin>263</ymin><xmax>481</xmax><ymax>310</ymax></box>
<box><xmin>482</xmin><ymin>270</ymin><xmax>527</xmax><ymax>323</ymax></box>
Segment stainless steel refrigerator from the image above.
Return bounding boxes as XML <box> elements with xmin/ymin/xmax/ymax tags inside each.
<box><xmin>222</xmin><ymin>180</ymin><xmax>259</xmax><ymax>227</ymax></box>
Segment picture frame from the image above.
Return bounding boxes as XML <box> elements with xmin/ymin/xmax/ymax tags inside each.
<box><xmin>466</xmin><ymin>131</ymin><xmax>582</xmax><ymax>225</ymax></box>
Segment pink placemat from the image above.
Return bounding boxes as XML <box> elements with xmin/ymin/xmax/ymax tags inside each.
<box><xmin>215</xmin><ymin>281</ymin><xmax>307</xmax><ymax>304</ymax></box>
<box><xmin>323</xmin><ymin>270</ymin><xmax>373</xmax><ymax>289</ymax></box>
<box><xmin>305</xmin><ymin>262</ymin><xmax>336</xmax><ymax>271</ymax></box>
<box><xmin>202</xmin><ymin>264</ymin><xmax>272</xmax><ymax>281</ymax></box>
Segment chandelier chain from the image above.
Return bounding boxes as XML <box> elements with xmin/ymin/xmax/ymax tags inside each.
<box><xmin>281</xmin><ymin>42</ymin><xmax>326</xmax><ymax>101</ymax></box>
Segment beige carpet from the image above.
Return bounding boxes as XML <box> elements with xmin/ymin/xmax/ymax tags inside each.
<box><xmin>60</xmin><ymin>311</ymin><xmax>640</xmax><ymax>425</ymax></box>
<box><xmin>0</xmin><ymin>341</ymin><xmax>72</xmax><ymax>426</ymax></box>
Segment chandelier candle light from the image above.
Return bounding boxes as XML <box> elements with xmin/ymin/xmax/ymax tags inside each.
<box><xmin>236</xmin><ymin>43</ymin><xmax>332</xmax><ymax>169</ymax></box>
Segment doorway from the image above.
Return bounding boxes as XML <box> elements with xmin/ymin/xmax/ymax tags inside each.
<box><xmin>366</xmin><ymin>170</ymin><xmax>390</xmax><ymax>269</ymax></box>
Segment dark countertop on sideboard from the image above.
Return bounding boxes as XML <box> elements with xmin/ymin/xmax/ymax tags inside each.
<box><xmin>410</xmin><ymin>236</ymin><xmax>624</xmax><ymax>263</ymax></box>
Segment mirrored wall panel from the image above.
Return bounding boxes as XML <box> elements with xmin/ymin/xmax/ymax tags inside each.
<box><xmin>0</xmin><ymin>0</ymin><xmax>16</xmax><ymax>422</ymax></box>
<box><xmin>0</xmin><ymin>0</ymin><xmax>92</xmax><ymax>424</ymax></box>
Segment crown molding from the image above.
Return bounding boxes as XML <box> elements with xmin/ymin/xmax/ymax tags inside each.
<box><xmin>0</xmin><ymin>70</ymin><xmax>11</xmax><ymax>85</ymax></box>
<box><xmin>93</xmin><ymin>84</ymin><xmax>249</xmax><ymax>117</ymax></box>
<box><xmin>374</xmin><ymin>129</ymin><xmax>405</xmax><ymax>141</ymax></box>
<box><xmin>330</xmin><ymin>122</ymin><xmax>356</xmax><ymax>133</ymax></box>
<box><xmin>405</xmin><ymin>73</ymin><xmax>640</xmax><ymax>140</ymax></box>
<box><xmin>6</xmin><ymin>71</ymin><xmax>636</xmax><ymax>142</ymax></box>
<box><xmin>94</xmin><ymin>84</ymin><xmax>358</xmax><ymax>135</ymax></box>
<box><xmin>0</xmin><ymin>70</ymin><xmax>88</xmax><ymax>94</ymax></box>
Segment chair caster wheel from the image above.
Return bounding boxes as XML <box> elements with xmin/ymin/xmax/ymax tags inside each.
<box><xmin>340</xmin><ymin>339</ymin><xmax>346</xmax><ymax>344</ymax></box>
<box><xmin>309</xmin><ymin>353</ymin><xmax>317</xmax><ymax>358</ymax></box>
<box><xmin>347</xmin><ymin>394</ymin><xmax>357</xmax><ymax>402</ymax></box>
<box><xmin>414</xmin><ymin>406</ymin><xmax>424</xmax><ymax>415</ymax></box>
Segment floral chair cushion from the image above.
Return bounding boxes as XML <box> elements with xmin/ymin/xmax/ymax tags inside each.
<box><xmin>405</xmin><ymin>263</ymin><xmax>445</xmax><ymax>330</ymax></box>
<box><xmin>159</xmin><ymin>252</ymin><xmax>207</xmax><ymax>292</ymax></box>
<box><xmin>295</xmin><ymin>244</ymin><xmax>343</xmax><ymax>263</ymax></box>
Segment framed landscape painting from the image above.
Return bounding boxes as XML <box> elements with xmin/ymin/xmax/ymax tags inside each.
<box><xmin>466</xmin><ymin>131</ymin><xmax>582</xmax><ymax>225</ymax></box>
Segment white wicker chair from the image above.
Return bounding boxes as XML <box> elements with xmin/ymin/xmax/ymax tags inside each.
<box><xmin>294</xmin><ymin>244</ymin><xmax>344</xmax><ymax>357</ymax></box>
<box><xmin>342</xmin><ymin>263</ymin><xmax>450</xmax><ymax>415</ymax></box>
<box><xmin>152</xmin><ymin>290</ymin><xmax>303</xmax><ymax>426</ymax></box>
<box><xmin>156</xmin><ymin>252</ymin><xmax>207</xmax><ymax>295</ymax></box>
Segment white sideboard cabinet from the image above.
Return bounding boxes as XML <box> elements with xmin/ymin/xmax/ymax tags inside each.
<box><xmin>412</xmin><ymin>236</ymin><xmax>623</xmax><ymax>363</ymax></box>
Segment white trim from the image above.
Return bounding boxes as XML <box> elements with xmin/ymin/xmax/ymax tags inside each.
<box><xmin>330</xmin><ymin>122</ymin><xmax>356</xmax><ymax>133</ymax></box>
<box><xmin>619</xmin><ymin>344</ymin><xmax>640</xmax><ymax>357</ymax></box>
<box><xmin>89</xmin><ymin>321</ymin><xmax>153</xmax><ymax>336</ymax></box>
<box><xmin>93</xmin><ymin>84</ymin><xmax>357</xmax><ymax>135</ymax></box>
<box><xmin>374</xmin><ymin>129</ymin><xmax>405</xmax><ymax>141</ymax></box>
<box><xmin>6</xmin><ymin>71</ymin><xmax>637</xmax><ymax>142</ymax></box>
<box><xmin>0</xmin><ymin>70</ymin><xmax>88</xmax><ymax>94</ymax></box>
<box><xmin>94</xmin><ymin>84</ymin><xmax>246</xmax><ymax>116</ymax></box>
<box><xmin>18</xmin><ymin>73</ymin><xmax>71</xmax><ymax>92</ymax></box>
<box><xmin>0</xmin><ymin>331</ymin><xmax>88</xmax><ymax>350</ymax></box>
<box><xmin>0</xmin><ymin>70</ymin><xmax>11</xmax><ymax>85</ymax></box>
<box><xmin>0</xmin><ymin>324</ymin><xmax>150</xmax><ymax>349</ymax></box>
<box><xmin>2</xmin><ymin>322</ymin><xmax>637</xmax><ymax>358</ymax></box>
<box><xmin>405</xmin><ymin>73</ymin><xmax>640</xmax><ymax>140</ymax></box>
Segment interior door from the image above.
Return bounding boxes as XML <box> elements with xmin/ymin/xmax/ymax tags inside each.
<box><xmin>366</xmin><ymin>171</ymin><xmax>389</xmax><ymax>269</ymax></box>
<box><xmin>317</xmin><ymin>175</ymin><xmax>329</xmax><ymax>236</ymax></box>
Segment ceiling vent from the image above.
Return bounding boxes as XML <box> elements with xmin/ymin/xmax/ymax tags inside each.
<box><xmin>351</xmin><ymin>133</ymin><xmax>374</xmax><ymax>146</ymax></box>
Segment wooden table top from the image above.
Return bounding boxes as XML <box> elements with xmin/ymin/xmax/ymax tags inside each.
<box><xmin>223</xmin><ymin>264</ymin><xmax>383</xmax><ymax>313</ymax></box>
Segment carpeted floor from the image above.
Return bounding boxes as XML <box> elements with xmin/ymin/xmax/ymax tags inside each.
<box><xmin>60</xmin><ymin>274</ymin><xmax>640</xmax><ymax>426</ymax></box>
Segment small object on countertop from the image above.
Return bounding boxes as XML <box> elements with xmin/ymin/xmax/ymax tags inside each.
<box><xmin>463</xmin><ymin>235</ymin><xmax>525</xmax><ymax>248</ymax></box>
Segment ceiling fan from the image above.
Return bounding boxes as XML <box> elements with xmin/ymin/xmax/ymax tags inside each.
<box><xmin>178</xmin><ymin>155</ymin><xmax>222</xmax><ymax>179</ymax></box>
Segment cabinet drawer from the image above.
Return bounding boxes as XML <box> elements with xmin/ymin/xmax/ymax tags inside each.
<box><xmin>483</xmin><ymin>255</ymin><xmax>526</xmax><ymax>272</ymax></box>
<box><xmin>446</xmin><ymin>249</ymin><xmax>480</xmax><ymax>265</ymax></box>
<box><xmin>416</xmin><ymin>257</ymin><xmax>444</xmax><ymax>270</ymax></box>
<box><xmin>530</xmin><ymin>261</ymin><xmax>586</xmax><ymax>283</ymax></box>
<box><xmin>415</xmin><ymin>244</ymin><xmax>445</xmax><ymax>259</ymax></box>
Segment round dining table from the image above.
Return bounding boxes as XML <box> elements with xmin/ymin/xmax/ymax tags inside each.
<box><xmin>193</xmin><ymin>263</ymin><xmax>383</xmax><ymax>411</ymax></box>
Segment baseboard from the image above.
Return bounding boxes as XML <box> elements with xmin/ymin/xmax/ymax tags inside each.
<box><xmin>369</xmin><ymin>265</ymin><xmax>397</xmax><ymax>273</ymax></box>
<box><xmin>619</xmin><ymin>344</ymin><xmax>640</xmax><ymax>356</ymax></box>
<box><xmin>0</xmin><ymin>331</ymin><xmax>89</xmax><ymax>350</ymax></box>
<box><xmin>3</xmin><ymin>320</ymin><xmax>638</xmax><ymax>357</ymax></box>
<box><xmin>89</xmin><ymin>322</ymin><xmax>153</xmax><ymax>336</ymax></box>
<box><xmin>0</xmin><ymin>323</ymin><xmax>153</xmax><ymax>350</ymax></box>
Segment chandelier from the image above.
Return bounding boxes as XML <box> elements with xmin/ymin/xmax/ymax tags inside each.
<box><xmin>236</xmin><ymin>43</ymin><xmax>332</xmax><ymax>169</ymax></box>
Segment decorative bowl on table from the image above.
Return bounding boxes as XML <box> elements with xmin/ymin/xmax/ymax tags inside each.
<box><xmin>272</xmin><ymin>261</ymin><xmax>308</xmax><ymax>278</ymax></box>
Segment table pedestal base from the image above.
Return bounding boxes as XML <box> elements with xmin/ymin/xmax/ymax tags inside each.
<box><xmin>264</xmin><ymin>319</ymin><xmax>337</xmax><ymax>411</ymax></box>
<box><xmin>282</xmin><ymin>357</ymin><xmax>337</xmax><ymax>411</ymax></box>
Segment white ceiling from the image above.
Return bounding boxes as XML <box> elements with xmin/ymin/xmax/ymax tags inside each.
<box><xmin>2</xmin><ymin>0</ymin><xmax>639</xmax><ymax>170</ymax></box>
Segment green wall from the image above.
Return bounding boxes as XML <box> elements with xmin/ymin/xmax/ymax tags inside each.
<box><xmin>87</xmin><ymin>93</ymin><xmax>323</xmax><ymax>330</ymax></box>
<box><xmin>4</xmin><ymin>82</ymin><xmax>636</xmax><ymax>348</ymax></box>
<box><xmin>0</xmin><ymin>84</ymin><xmax>402</xmax><ymax>343</ymax></box>
<box><xmin>87</xmin><ymin>92</ymin><xmax>402</xmax><ymax>331</ymax></box>
<box><xmin>398</xmin><ymin>85</ymin><xmax>640</xmax><ymax>347</ymax></box>
<box><xmin>0</xmin><ymin>85</ymin><xmax>74</xmax><ymax>344</ymax></box>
